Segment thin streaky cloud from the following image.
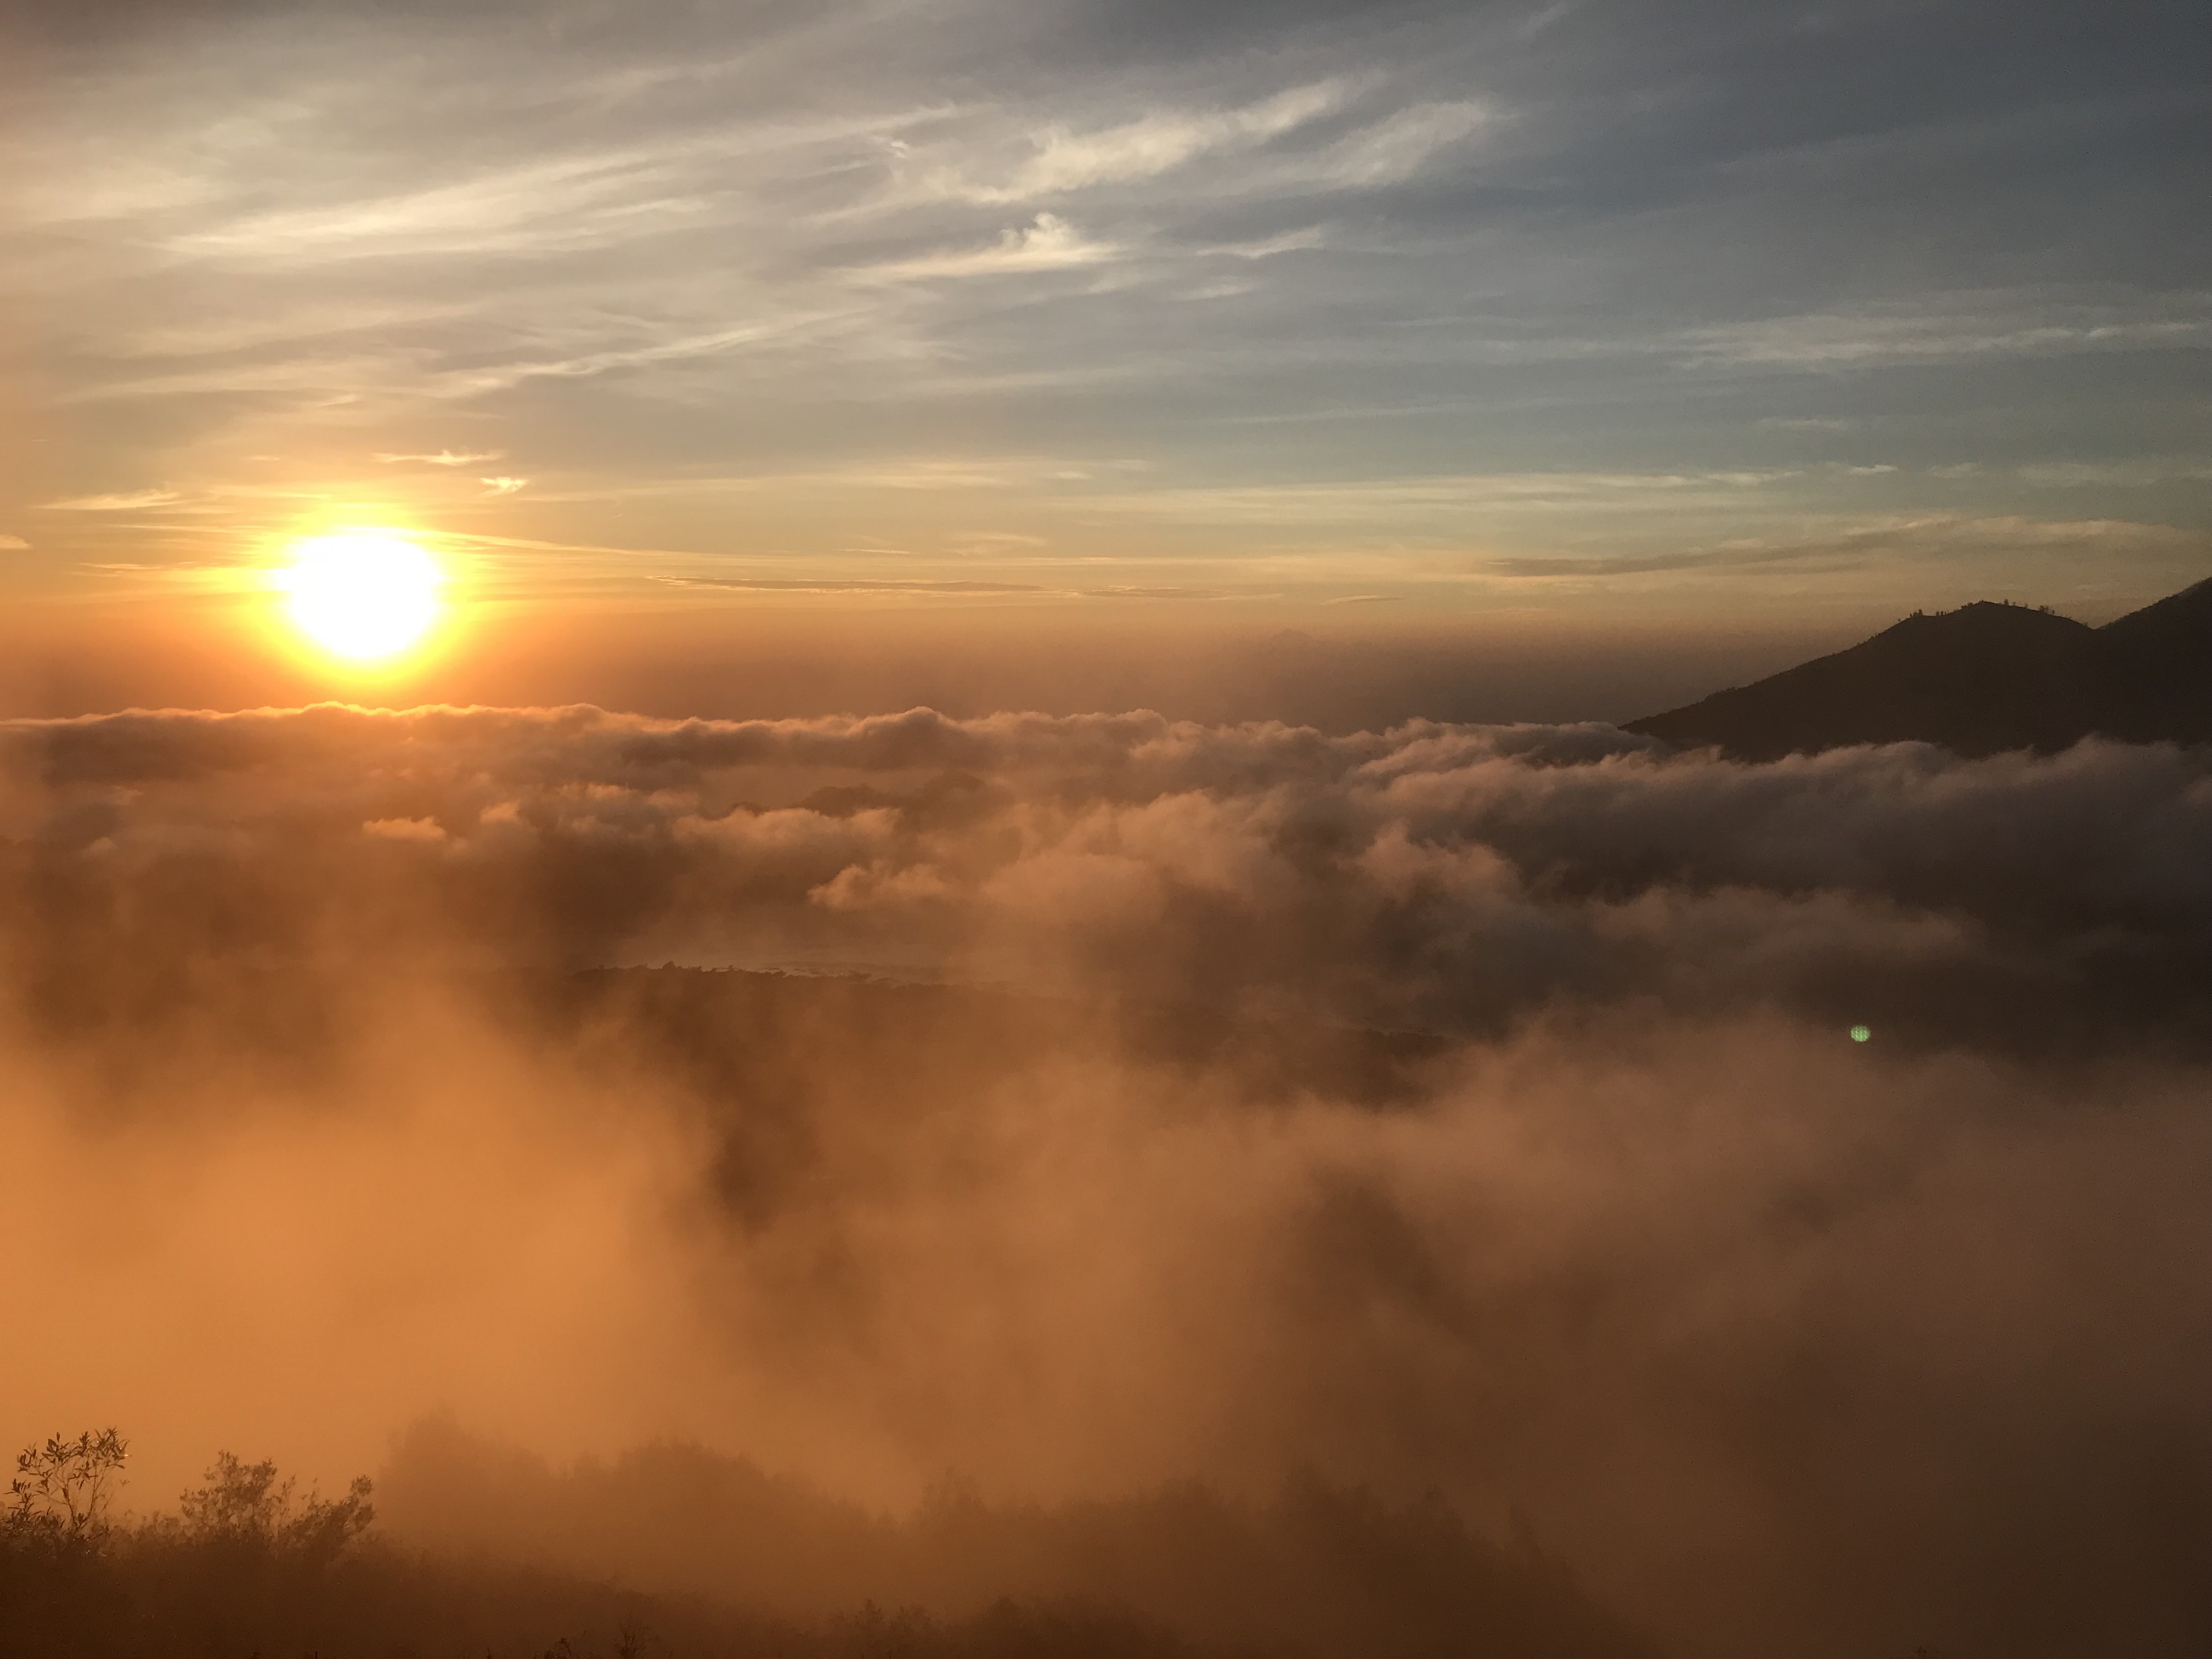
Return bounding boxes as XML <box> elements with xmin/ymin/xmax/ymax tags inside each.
<box><xmin>1310</xmin><ymin>100</ymin><xmax>1493</xmax><ymax>187</ymax></box>
<box><xmin>37</xmin><ymin>490</ymin><xmax>187</xmax><ymax>512</ymax></box>
<box><xmin>380</xmin><ymin>450</ymin><xmax>506</xmax><ymax>467</ymax></box>
<box><xmin>1205</xmin><ymin>227</ymin><xmax>1330</xmax><ymax>260</ymax></box>
<box><xmin>660</xmin><ymin>577</ymin><xmax>1052</xmax><ymax>595</ymax></box>
<box><xmin>1487</xmin><ymin>515</ymin><xmax>2211</xmax><ymax>578</ymax></box>
<box><xmin>1079</xmin><ymin>586</ymin><xmax>1233</xmax><ymax>600</ymax></box>
<box><xmin>433</xmin><ymin>318</ymin><xmax>839</xmax><ymax>398</ymax></box>
<box><xmin>1093</xmin><ymin>471</ymin><xmax>1792</xmax><ymax>524</ymax></box>
<box><xmin>161</xmin><ymin>146</ymin><xmax>704</xmax><ymax>264</ymax></box>
<box><xmin>930</xmin><ymin>81</ymin><xmax>1351</xmax><ymax>204</ymax></box>
<box><xmin>860</xmin><ymin>213</ymin><xmax>1120</xmax><ymax>282</ymax></box>
<box><xmin>1676</xmin><ymin>295</ymin><xmax>2212</xmax><ymax>368</ymax></box>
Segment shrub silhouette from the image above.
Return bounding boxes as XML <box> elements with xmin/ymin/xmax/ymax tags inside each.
<box><xmin>2</xmin><ymin>1427</ymin><xmax>1657</xmax><ymax>1657</ymax></box>
<box><xmin>177</xmin><ymin>1448</ymin><xmax>374</xmax><ymax>1564</ymax></box>
<box><xmin>5</xmin><ymin>1428</ymin><xmax>127</xmax><ymax>1544</ymax></box>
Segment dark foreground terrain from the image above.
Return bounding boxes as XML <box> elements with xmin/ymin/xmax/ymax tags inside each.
<box><xmin>2</xmin><ymin>1440</ymin><xmax>1652</xmax><ymax>1659</ymax></box>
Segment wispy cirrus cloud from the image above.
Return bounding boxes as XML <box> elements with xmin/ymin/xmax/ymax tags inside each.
<box><xmin>1092</xmin><ymin>470</ymin><xmax>1791</xmax><ymax>525</ymax></box>
<box><xmin>1310</xmin><ymin>99</ymin><xmax>1492</xmax><ymax>186</ymax></box>
<box><xmin>657</xmin><ymin>575</ymin><xmax>1242</xmax><ymax>602</ymax></box>
<box><xmin>1204</xmin><ymin>225</ymin><xmax>1330</xmax><ymax>260</ymax></box>
<box><xmin>860</xmin><ymin>213</ymin><xmax>1120</xmax><ymax>282</ymax></box>
<box><xmin>923</xmin><ymin>82</ymin><xmax>1351</xmax><ymax>203</ymax></box>
<box><xmin>37</xmin><ymin>489</ymin><xmax>187</xmax><ymax>512</ymax></box>
<box><xmin>379</xmin><ymin>449</ymin><xmax>505</xmax><ymax>467</ymax></box>
<box><xmin>160</xmin><ymin>147</ymin><xmax>706</xmax><ymax>266</ymax></box>
<box><xmin>660</xmin><ymin>576</ymin><xmax>1049</xmax><ymax>595</ymax></box>
<box><xmin>1487</xmin><ymin>514</ymin><xmax>2212</xmax><ymax>579</ymax></box>
<box><xmin>1675</xmin><ymin>292</ymin><xmax>2212</xmax><ymax>368</ymax></box>
<box><xmin>1080</xmin><ymin>585</ymin><xmax>1232</xmax><ymax>600</ymax></box>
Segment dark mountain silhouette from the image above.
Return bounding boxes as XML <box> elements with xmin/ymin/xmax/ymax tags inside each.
<box><xmin>1624</xmin><ymin>578</ymin><xmax>2212</xmax><ymax>759</ymax></box>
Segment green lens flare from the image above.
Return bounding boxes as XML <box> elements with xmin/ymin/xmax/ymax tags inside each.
<box><xmin>1849</xmin><ymin>1024</ymin><xmax>1871</xmax><ymax>1043</ymax></box>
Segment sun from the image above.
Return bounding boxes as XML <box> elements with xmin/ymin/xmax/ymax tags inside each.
<box><xmin>280</xmin><ymin>533</ymin><xmax>444</xmax><ymax>662</ymax></box>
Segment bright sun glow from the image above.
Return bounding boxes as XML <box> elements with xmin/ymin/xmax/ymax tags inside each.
<box><xmin>281</xmin><ymin>533</ymin><xmax>443</xmax><ymax>661</ymax></box>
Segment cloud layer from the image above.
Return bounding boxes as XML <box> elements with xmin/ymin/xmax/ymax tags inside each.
<box><xmin>8</xmin><ymin>703</ymin><xmax>2208</xmax><ymax>1047</ymax></box>
<box><xmin>2</xmin><ymin>703</ymin><xmax>2209</xmax><ymax>1656</ymax></box>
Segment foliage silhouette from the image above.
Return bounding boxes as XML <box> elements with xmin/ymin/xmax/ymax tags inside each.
<box><xmin>5</xmin><ymin>1429</ymin><xmax>127</xmax><ymax>1544</ymax></box>
<box><xmin>0</xmin><ymin>1429</ymin><xmax>1660</xmax><ymax>1659</ymax></box>
<box><xmin>176</xmin><ymin>1448</ymin><xmax>375</xmax><ymax>1565</ymax></box>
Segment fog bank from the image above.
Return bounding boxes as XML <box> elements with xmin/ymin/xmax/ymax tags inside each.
<box><xmin>3</xmin><ymin>704</ymin><xmax>2207</xmax><ymax>1657</ymax></box>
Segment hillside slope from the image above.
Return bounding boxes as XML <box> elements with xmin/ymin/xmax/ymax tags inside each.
<box><xmin>1625</xmin><ymin>579</ymin><xmax>2212</xmax><ymax>758</ymax></box>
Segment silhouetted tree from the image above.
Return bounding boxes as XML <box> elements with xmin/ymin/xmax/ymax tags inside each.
<box><xmin>179</xmin><ymin>1449</ymin><xmax>374</xmax><ymax>1564</ymax></box>
<box><xmin>6</xmin><ymin>1429</ymin><xmax>127</xmax><ymax>1543</ymax></box>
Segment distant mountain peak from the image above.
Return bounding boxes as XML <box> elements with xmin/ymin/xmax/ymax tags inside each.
<box><xmin>1624</xmin><ymin>580</ymin><xmax>2211</xmax><ymax>759</ymax></box>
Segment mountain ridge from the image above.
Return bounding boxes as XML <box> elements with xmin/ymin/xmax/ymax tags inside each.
<box><xmin>1624</xmin><ymin>578</ymin><xmax>2212</xmax><ymax>759</ymax></box>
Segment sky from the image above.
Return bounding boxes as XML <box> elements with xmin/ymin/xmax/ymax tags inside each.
<box><xmin>2</xmin><ymin>0</ymin><xmax>2208</xmax><ymax>715</ymax></box>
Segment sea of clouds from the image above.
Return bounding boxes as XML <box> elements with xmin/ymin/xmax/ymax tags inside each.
<box><xmin>2</xmin><ymin>704</ymin><xmax>2207</xmax><ymax>1657</ymax></box>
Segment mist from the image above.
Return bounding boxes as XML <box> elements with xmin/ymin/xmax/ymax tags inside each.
<box><xmin>0</xmin><ymin>600</ymin><xmax>1863</xmax><ymax>735</ymax></box>
<box><xmin>3</xmin><ymin>703</ymin><xmax>2208</xmax><ymax>1657</ymax></box>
